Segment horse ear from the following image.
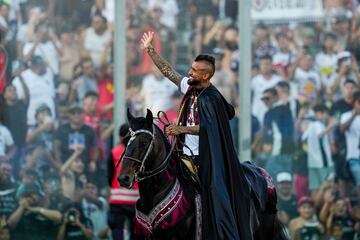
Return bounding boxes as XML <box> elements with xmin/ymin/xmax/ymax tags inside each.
<box><xmin>127</xmin><ymin>108</ymin><xmax>134</xmax><ymax>122</ymax></box>
<box><xmin>145</xmin><ymin>109</ymin><xmax>153</xmax><ymax>128</ymax></box>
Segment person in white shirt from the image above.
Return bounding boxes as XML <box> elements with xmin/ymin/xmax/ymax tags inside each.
<box><xmin>22</xmin><ymin>23</ymin><xmax>61</xmax><ymax>76</ymax></box>
<box><xmin>324</xmin><ymin>51</ymin><xmax>360</xmax><ymax>102</ymax></box>
<box><xmin>292</xmin><ymin>52</ymin><xmax>321</xmax><ymax>104</ymax></box>
<box><xmin>273</xmin><ymin>33</ymin><xmax>296</xmax><ymax>81</ymax></box>
<box><xmin>12</xmin><ymin>56</ymin><xmax>56</xmax><ymax>126</ymax></box>
<box><xmin>148</xmin><ymin>0</ymin><xmax>179</xmax><ymax>29</ymax></box>
<box><xmin>340</xmin><ymin>91</ymin><xmax>360</xmax><ymax>198</ymax></box>
<box><xmin>315</xmin><ymin>33</ymin><xmax>338</xmax><ymax>79</ymax></box>
<box><xmin>0</xmin><ymin>124</ymin><xmax>15</xmax><ymax>162</ymax></box>
<box><xmin>302</xmin><ymin>105</ymin><xmax>336</xmax><ymax>190</ymax></box>
<box><xmin>140</xmin><ymin>65</ymin><xmax>178</xmax><ymax>115</ymax></box>
<box><xmin>251</xmin><ymin>54</ymin><xmax>282</xmax><ymax>124</ymax></box>
<box><xmin>81</xmin><ymin>14</ymin><xmax>112</xmax><ymax>68</ymax></box>
<box><xmin>81</xmin><ymin>181</ymin><xmax>110</xmax><ymax>240</ymax></box>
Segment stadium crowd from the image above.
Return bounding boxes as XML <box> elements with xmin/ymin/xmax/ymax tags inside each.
<box><xmin>0</xmin><ymin>0</ymin><xmax>360</xmax><ymax>239</ymax></box>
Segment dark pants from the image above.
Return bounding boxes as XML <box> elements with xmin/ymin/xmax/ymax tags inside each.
<box><xmin>108</xmin><ymin>204</ymin><xmax>138</xmax><ymax>240</ymax></box>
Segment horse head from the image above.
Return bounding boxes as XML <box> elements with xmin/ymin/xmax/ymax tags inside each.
<box><xmin>118</xmin><ymin>109</ymin><xmax>166</xmax><ymax>189</ymax></box>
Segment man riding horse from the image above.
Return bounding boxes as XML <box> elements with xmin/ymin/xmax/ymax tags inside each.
<box><xmin>141</xmin><ymin>32</ymin><xmax>281</xmax><ymax>240</ymax></box>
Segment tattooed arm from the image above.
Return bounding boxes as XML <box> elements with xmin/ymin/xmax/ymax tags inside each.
<box><xmin>141</xmin><ymin>32</ymin><xmax>183</xmax><ymax>86</ymax></box>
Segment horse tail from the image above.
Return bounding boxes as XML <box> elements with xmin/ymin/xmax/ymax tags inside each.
<box><xmin>256</xmin><ymin>212</ymin><xmax>289</xmax><ymax>240</ymax></box>
<box><xmin>272</xmin><ymin>214</ymin><xmax>289</xmax><ymax>240</ymax></box>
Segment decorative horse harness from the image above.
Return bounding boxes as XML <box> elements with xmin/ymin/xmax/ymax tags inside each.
<box><xmin>120</xmin><ymin>123</ymin><xmax>202</xmax><ymax>240</ymax></box>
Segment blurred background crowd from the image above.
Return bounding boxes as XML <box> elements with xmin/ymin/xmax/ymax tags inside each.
<box><xmin>0</xmin><ymin>0</ymin><xmax>359</xmax><ymax>239</ymax></box>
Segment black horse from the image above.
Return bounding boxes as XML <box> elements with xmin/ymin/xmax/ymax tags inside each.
<box><xmin>118</xmin><ymin>109</ymin><xmax>286</xmax><ymax>240</ymax></box>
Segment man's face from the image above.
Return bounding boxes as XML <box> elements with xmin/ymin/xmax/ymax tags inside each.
<box><xmin>324</xmin><ymin>37</ymin><xmax>336</xmax><ymax>50</ymax></box>
<box><xmin>0</xmin><ymin>163</ymin><xmax>12</xmax><ymax>184</ymax></box>
<box><xmin>92</xmin><ymin>16</ymin><xmax>105</xmax><ymax>33</ymax></box>
<box><xmin>278</xmin><ymin>36</ymin><xmax>289</xmax><ymax>51</ymax></box>
<box><xmin>82</xmin><ymin>61</ymin><xmax>95</xmax><ymax>77</ymax></box>
<box><xmin>187</xmin><ymin>61</ymin><xmax>211</xmax><ymax>87</ymax></box>
<box><xmin>69</xmin><ymin>110</ymin><xmax>84</xmax><ymax>125</ymax></box>
<box><xmin>343</xmin><ymin>82</ymin><xmax>355</xmax><ymax>99</ymax></box>
<box><xmin>4</xmin><ymin>85</ymin><xmax>17</xmax><ymax>102</ymax></box>
<box><xmin>255</xmin><ymin>27</ymin><xmax>268</xmax><ymax>41</ymax></box>
<box><xmin>299</xmin><ymin>54</ymin><xmax>313</xmax><ymax>71</ymax></box>
<box><xmin>85</xmin><ymin>183</ymin><xmax>97</xmax><ymax>197</ymax></box>
<box><xmin>259</xmin><ymin>59</ymin><xmax>272</xmax><ymax>75</ymax></box>
<box><xmin>277</xmin><ymin>181</ymin><xmax>292</xmax><ymax>196</ymax></box>
<box><xmin>83</xmin><ymin>96</ymin><xmax>98</xmax><ymax>113</ymax></box>
<box><xmin>261</xmin><ymin>92</ymin><xmax>276</xmax><ymax>108</ymax></box>
<box><xmin>0</xmin><ymin>5</ymin><xmax>9</xmax><ymax>18</ymax></box>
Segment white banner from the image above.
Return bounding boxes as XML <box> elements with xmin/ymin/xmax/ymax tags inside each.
<box><xmin>251</xmin><ymin>0</ymin><xmax>324</xmax><ymax>22</ymax></box>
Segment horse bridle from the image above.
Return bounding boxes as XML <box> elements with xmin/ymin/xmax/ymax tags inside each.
<box><xmin>121</xmin><ymin>124</ymin><xmax>176</xmax><ymax>182</ymax></box>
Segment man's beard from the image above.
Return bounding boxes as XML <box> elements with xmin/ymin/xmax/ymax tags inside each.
<box><xmin>187</xmin><ymin>77</ymin><xmax>200</xmax><ymax>86</ymax></box>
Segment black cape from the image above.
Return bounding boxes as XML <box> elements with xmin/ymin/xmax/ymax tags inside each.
<box><xmin>194</xmin><ymin>85</ymin><xmax>267</xmax><ymax>240</ymax></box>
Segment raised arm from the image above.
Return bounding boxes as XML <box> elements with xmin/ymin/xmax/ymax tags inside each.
<box><xmin>141</xmin><ymin>31</ymin><xmax>183</xmax><ymax>86</ymax></box>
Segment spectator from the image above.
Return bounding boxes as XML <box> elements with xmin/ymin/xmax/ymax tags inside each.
<box><xmin>2</xmin><ymin>80</ymin><xmax>29</xmax><ymax>175</ymax></box>
<box><xmin>25</xmin><ymin>104</ymin><xmax>57</xmax><ymax>175</ymax></box>
<box><xmin>81</xmin><ymin>179</ymin><xmax>110</xmax><ymax>240</ymax></box>
<box><xmin>315</xmin><ymin>33</ymin><xmax>338</xmax><ymax>79</ymax></box>
<box><xmin>148</xmin><ymin>0</ymin><xmax>179</xmax><ymax>30</ymax></box>
<box><xmin>260</xmin><ymin>88</ymin><xmax>295</xmax><ymax>156</ymax></box>
<box><xmin>107</xmin><ymin>123</ymin><xmax>139</xmax><ymax>240</ymax></box>
<box><xmin>57</xmin><ymin>203</ymin><xmax>93</xmax><ymax>240</ymax></box>
<box><xmin>54</xmin><ymin>103</ymin><xmax>98</xmax><ymax>174</ymax></box>
<box><xmin>276</xmin><ymin>172</ymin><xmax>298</xmax><ymax>226</ymax></box>
<box><xmin>73</xmin><ymin>57</ymin><xmax>98</xmax><ymax>101</ymax></box>
<box><xmin>139</xmin><ymin>64</ymin><xmax>178</xmax><ymax>115</ymax></box>
<box><xmin>253</xmin><ymin>24</ymin><xmax>276</xmax><ymax>63</ymax></box>
<box><xmin>7</xmin><ymin>183</ymin><xmax>62</xmax><ymax>240</ymax></box>
<box><xmin>97</xmin><ymin>62</ymin><xmax>114</xmax><ymax>124</ymax></box>
<box><xmin>276</xmin><ymin>81</ymin><xmax>301</xmax><ymax>124</ymax></box>
<box><xmin>273</xmin><ymin>33</ymin><xmax>296</xmax><ymax>81</ymax></box>
<box><xmin>82</xmin><ymin>91</ymin><xmax>101</xmax><ymax>135</ymax></box>
<box><xmin>210</xmin><ymin>49</ymin><xmax>234</xmax><ymax>104</ymax></box>
<box><xmin>59</xmin><ymin>24</ymin><xmax>80</xmax><ymax>82</ymax></box>
<box><xmin>12</xmin><ymin>55</ymin><xmax>56</xmax><ymax>126</ymax></box>
<box><xmin>325</xmin><ymin>51</ymin><xmax>360</xmax><ymax>102</ymax></box>
<box><xmin>81</xmin><ymin>14</ymin><xmax>111</xmax><ymax>68</ymax></box>
<box><xmin>302</xmin><ymin>104</ymin><xmax>336</xmax><ymax>191</ymax></box>
<box><xmin>60</xmin><ymin>145</ymin><xmax>86</xmax><ymax>201</ymax></box>
<box><xmin>0</xmin><ymin>116</ymin><xmax>15</xmax><ymax>162</ymax></box>
<box><xmin>147</xmin><ymin>6</ymin><xmax>177</xmax><ymax>65</ymax></box>
<box><xmin>0</xmin><ymin>161</ymin><xmax>17</xmax><ymax>222</ymax></box>
<box><xmin>251</xmin><ymin>55</ymin><xmax>282</xmax><ymax>124</ymax></box>
<box><xmin>340</xmin><ymin>91</ymin><xmax>360</xmax><ymax>200</ymax></box>
<box><xmin>289</xmin><ymin>196</ymin><xmax>325</xmax><ymax>239</ymax></box>
<box><xmin>320</xmin><ymin>197</ymin><xmax>360</xmax><ymax>239</ymax></box>
<box><xmin>22</xmin><ymin>22</ymin><xmax>61</xmax><ymax>77</ymax></box>
<box><xmin>330</xmin><ymin>80</ymin><xmax>357</xmax><ymax>197</ymax></box>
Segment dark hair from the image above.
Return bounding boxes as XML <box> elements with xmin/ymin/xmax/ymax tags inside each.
<box><xmin>313</xmin><ymin>104</ymin><xmax>329</xmax><ymax>113</ymax></box>
<box><xmin>93</xmin><ymin>14</ymin><xmax>108</xmax><ymax>25</ymax></box>
<box><xmin>353</xmin><ymin>91</ymin><xmax>360</xmax><ymax>101</ymax></box>
<box><xmin>195</xmin><ymin>54</ymin><xmax>215</xmax><ymax>72</ymax></box>
<box><xmin>344</xmin><ymin>79</ymin><xmax>357</xmax><ymax>87</ymax></box>
<box><xmin>263</xmin><ymin>87</ymin><xmax>277</xmax><ymax>96</ymax></box>
<box><xmin>84</xmin><ymin>91</ymin><xmax>99</xmax><ymax>99</ymax></box>
<box><xmin>35</xmin><ymin>103</ymin><xmax>52</xmax><ymax>118</ymax></box>
<box><xmin>259</xmin><ymin>54</ymin><xmax>272</xmax><ymax>62</ymax></box>
<box><xmin>324</xmin><ymin>32</ymin><xmax>337</xmax><ymax>41</ymax></box>
<box><xmin>276</xmin><ymin>81</ymin><xmax>290</xmax><ymax>93</ymax></box>
<box><xmin>80</xmin><ymin>57</ymin><xmax>93</xmax><ymax>66</ymax></box>
<box><xmin>34</xmin><ymin>23</ymin><xmax>49</xmax><ymax>33</ymax></box>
